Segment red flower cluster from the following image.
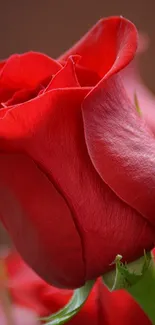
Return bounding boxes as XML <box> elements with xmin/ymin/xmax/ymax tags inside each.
<box><xmin>0</xmin><ymin>16</ymin><xmax>154</xmax><ymax>289</ymax></box>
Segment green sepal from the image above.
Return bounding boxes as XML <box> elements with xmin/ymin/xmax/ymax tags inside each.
<box><xmin>42</xmin><ymin>280</ymin><xmax>95</xmax><ymax>325</ymax></box>
<box><xmin>102</xmin><ymin>252</ymin><xmax>151</xmax><ymax>291</ymax></box>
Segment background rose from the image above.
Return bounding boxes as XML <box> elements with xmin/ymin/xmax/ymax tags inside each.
<box><xmin>0</xmin><ymin>16</ymin><xmax>154</xmax><ymax>289</ymax></box>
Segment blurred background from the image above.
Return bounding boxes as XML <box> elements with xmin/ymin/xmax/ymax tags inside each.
<box><xmin>0</xmin><ymin>0</ymin><xmax>154</xmax><ymax>246</ymax></box>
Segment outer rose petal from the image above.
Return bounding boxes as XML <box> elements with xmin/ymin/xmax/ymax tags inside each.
<box><xmin>59</xmin><ymin>16</ymin><xmax>137</xmax><ymax>78</ymax></box>
<box><xmin>0</xmin><ymin>88</ymin><xmax>154</xmax><ymax>284</ymax></box>
<box><xmin>82</xmin><ymin>74</ymin><xmax>155</xmax><ymax>225</ymax></box>
<box><xmin>0</xmin><ymin>154</ymin><xmax>85</xmax><ymax>288</ymax></box>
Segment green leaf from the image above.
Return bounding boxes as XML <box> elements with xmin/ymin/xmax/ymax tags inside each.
<box><xmin>102</xmin><ymin>252</ymin><xmax>151</xmax><ymax>291</ymax></box>
<box><xmin>42</xmin><ymin>280</ymin><xmax>95</xmax><ymax>325</ymax></box>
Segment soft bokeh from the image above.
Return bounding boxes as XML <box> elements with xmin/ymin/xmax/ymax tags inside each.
<box><xmin>0</xmin><ymin>306</ymin><xmax>40</xmax><ymax>325</ymax></box>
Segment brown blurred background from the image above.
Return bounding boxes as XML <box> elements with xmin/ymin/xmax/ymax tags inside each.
<box><xmin>0</xmin><ymin>0</ymin><xmax>155</xmax><ymax>245</ymax></box>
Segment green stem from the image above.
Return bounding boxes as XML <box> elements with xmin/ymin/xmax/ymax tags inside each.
<box><xmin>128</xmin><ymin>257</ymin><xmax>155</xmax><ymax>324</ymax></box>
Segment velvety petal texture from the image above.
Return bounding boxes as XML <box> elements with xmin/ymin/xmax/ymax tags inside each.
<box><xmin>0</xmin><ymin>154</ymin><xmax>85</xmax><ymax>288</ymax></box>
<box><xmin>0</xmin><ymin>87</ymin><xmax>153</xmax><ymax>286</ymax></box>
<box><xmin>0</xmin><ymin>16</ymin><xmax>154</xmax><ymax>289</ymax></box>
<box><xmin>82</xmin><ymin>75</ymin><xmax>155</xmax><ymax>224</ymax></box>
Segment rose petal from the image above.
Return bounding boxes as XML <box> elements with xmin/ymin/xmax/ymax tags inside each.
<box><xmin>45</xmin><ymin>56</ymin><xmax>80</xmax><ymax>91</ymax></box>
<box><xmin>82</xmin><ymin>74</ymin><xmax>155</xmax><ymax>225</ymax></box>
<box><xmin>59</xmin><ymin>16</ymin><xmax>137</xmax><ymax>78</ymax></box>
<box><xmin>75</xmin><ymin>65</ymin><xmax>100</xmax><ymax>87</ymax></box>
<box><xmin>1</xmin><ymin>88</ymin><xmax>39</xmax><ymax>107</ymax></box>
<box><xmin>0</xmin><ymin>154</ymin><xmax>85</xmax><ymax>288</ymax></box>
<box><xmin>0</xmin><ymin>52</ymin><xmax>62</xmax><ymax>102</ymax></box>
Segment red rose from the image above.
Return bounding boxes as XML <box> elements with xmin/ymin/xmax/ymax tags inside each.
<box><xmin>0</xmin><ymin>16</ymin><xmax>154</xmax><ymax>289</ymax></box>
